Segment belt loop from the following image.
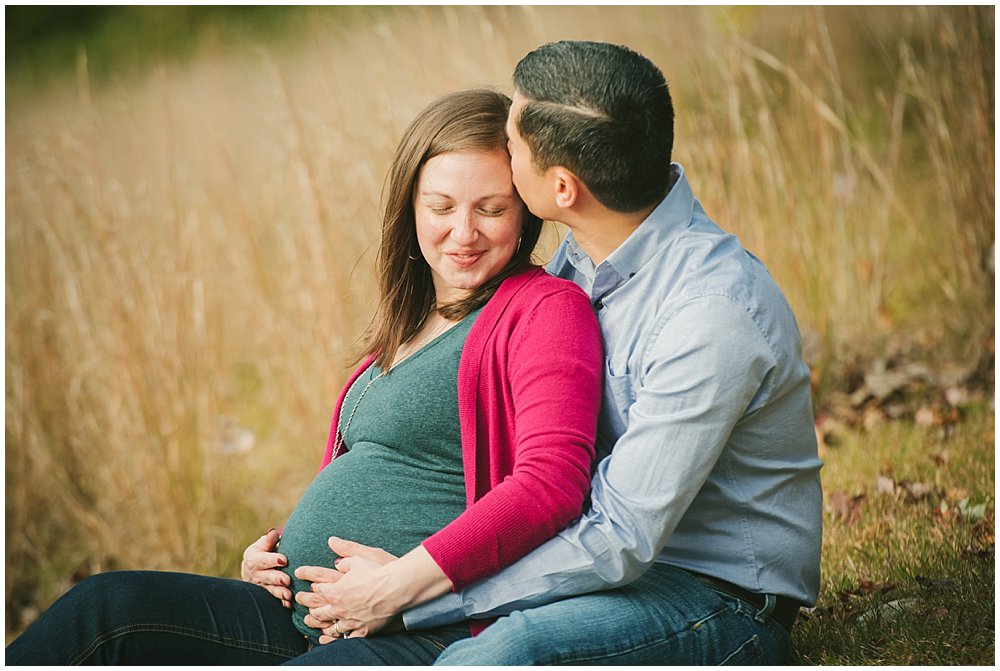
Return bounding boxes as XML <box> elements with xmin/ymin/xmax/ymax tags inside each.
<box><xmin>754</xmin><ymin>593</ymin><xmax>777</xmax><ymax>623</ymax></box>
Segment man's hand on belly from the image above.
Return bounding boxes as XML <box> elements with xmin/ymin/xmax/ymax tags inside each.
<box><xmin>295</xmin><ymin>536</ymin><xmax>400</xmax><ymax>639</ymax></box>
<box><xmin>294</xmin><ymin>537</ymin><xmax>454</xmax><ymax>640</ymax></box>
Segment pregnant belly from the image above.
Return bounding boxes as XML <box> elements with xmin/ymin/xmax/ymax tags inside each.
<box><xmin>279</xmin><ymin>445</ymin><xmax>465</xmax><ymax>637</ymax></box>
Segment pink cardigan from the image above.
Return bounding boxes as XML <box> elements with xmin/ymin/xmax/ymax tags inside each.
<box><xmin>321</xmin><ymin>266</ymin><xmax>602</xmax><ymax>593</ymax></box>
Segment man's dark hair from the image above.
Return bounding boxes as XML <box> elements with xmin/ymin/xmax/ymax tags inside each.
<box><xmin>513</xmin><ymin>41</ymin><xmax>674</xmax><ymax>213</ymax></box>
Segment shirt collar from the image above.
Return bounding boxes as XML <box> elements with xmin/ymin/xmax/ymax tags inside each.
<box><xmin>563</xmin><ymin>163</ymin><xmax>694</xmax><ymax>288</ymax></box>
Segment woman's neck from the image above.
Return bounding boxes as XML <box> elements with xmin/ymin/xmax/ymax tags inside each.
<box><xmin>392</xmin><ymin>310</ymin><xmax>455</xmax><ymax>368</ymax></box>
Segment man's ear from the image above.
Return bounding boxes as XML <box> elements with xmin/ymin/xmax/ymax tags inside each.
<box><xmin>552</xmin><ymin>168</ymin><xmax>581</xmax><ymax>209</ymax></box>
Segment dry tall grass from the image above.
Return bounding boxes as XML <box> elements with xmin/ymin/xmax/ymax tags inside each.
<box><xmin>5</xmin><ymin>6</ymin><xmax>993</xmax><ymax>637</ymax></box>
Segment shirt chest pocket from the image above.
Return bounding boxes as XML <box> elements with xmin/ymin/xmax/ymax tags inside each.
<box><xmin>601</xmin><ymin>364</ymin><xmax>635</xmax><ymax>438</ymax></box>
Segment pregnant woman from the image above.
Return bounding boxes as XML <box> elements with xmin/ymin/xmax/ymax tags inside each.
<box><xmin>5</xmin><ymin>88</ymin><xmax>603</xmax><ymax>665</ymax></box>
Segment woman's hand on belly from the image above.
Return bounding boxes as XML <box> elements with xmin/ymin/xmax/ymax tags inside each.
<box><xmin>240</xmin><ymin>528</ymin><xmax>292</xmax><ymax>608</ymax></box>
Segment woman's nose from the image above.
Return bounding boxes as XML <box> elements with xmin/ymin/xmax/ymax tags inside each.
<box><xmin>449</xmin><ymin>211</ymin><xmax>479</xmax><ymax>245</ymax></box>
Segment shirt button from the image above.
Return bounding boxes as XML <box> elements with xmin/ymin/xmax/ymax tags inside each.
<box><xmin>594</xmin><ymin>299</ymin><xmax>604</xmax><ymax>310</ymax></box>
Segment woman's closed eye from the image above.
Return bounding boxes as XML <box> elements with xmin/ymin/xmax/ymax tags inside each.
<box><xmin>427</xmin><ymin>205</ymin><xmax>506</xmax><ymax>217</ymax></box>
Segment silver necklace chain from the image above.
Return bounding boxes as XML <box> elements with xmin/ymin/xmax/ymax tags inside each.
<box><xmin>333</xmin><ymin>317</ymin><xmax>453</xmax><ymax>459</ymax></box>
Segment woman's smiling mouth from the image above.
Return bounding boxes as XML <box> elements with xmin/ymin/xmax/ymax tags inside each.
<box><xmin>447</xmin><ymin>251</ymin><xmax>486</xmax><ymax>267</ymax></box>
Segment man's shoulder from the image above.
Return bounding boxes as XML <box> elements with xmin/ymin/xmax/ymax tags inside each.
<box><xmin>632</xmin><ymin>228</ymin><xmax>799</xmax><ymax>352</ymax></box>
<box><xmin>664</xmin><ymin>225</ymin><xmax>777</xmax><ymax>304</ymax></box>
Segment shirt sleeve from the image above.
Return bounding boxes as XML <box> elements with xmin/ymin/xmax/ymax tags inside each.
<box><xmin>403</xmin><ymin>592</ymin><xmax>464</xmax><ymax>630</ymax></box>
<box><xmin>405</xmin><ymin>295</ymin><xmax>776</xmax><ymax>627</ymax></box>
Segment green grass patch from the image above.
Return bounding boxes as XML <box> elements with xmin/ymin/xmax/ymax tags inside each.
<box><xmin>790</xmin><ymin>402</ymin><xmax>995</xmax><ymax>664</ymax></box>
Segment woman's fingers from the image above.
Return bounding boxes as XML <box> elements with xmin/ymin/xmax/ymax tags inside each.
<box><xmin>239</xmin><ymin>529</ymin><xmax>294</xmax><ymax>609</ymax></box>
<box><xmin>264</xmin><ymin>583</ymin><xmax>293</xmax><ymax>603</ymax></box>
<box><xmin>248</xmin><ymin>554</ymin><xmax>288</xmax><ymax>573</ymax></box>
<box><xmin>244</xmin><ymin>529</ymin><xmax>280</xmax><ymax>557</ymax></box>
<box><xmin>251</xmin><ymin>568</ymin><xmax>291</xmax><ymax>587</ymax></box>
<box><xmin>241</xmin><ymin>529</ymin><xmax>287</xmax><ymax>582</ymax></box>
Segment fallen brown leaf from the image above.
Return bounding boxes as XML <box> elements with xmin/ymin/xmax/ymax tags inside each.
<box><xmin>932</xmin><ymin>450</ymin><xmax>952</xmax><ymax>466</ymax></box>
<box><xmin>814</xmin><ymin>411</ymin><xmax>846</xmax><ymax>451</ymax></box>
<box><xmin>858</xmin><ymin>579</ymin><xmax>896</xmax><ymax>593</ymax></box>
<box><xmin>862</xmin><ymin>405</ymin><xmax>884</xmax><ymax>431</ymax></box>
<box><xmin>914</xmin><ymin>405</ymin><xmax>938</xmax><ymax>427</ymax></box>
<box><xmin>884</xmin><ymin>402</ymin><xmax>908</xmax><ymax>419</ymax></box>
<box><xmin>934</xmin><ymin>504</ymin><xmax>960</xmax><ymax>527</ymax></box>
<box><xmin>827</xmin><ymin>491</ymin><xmax>865</xmax><ymax>524</ymax></box>
<box><xmin>973</xmin><ymin>507</ymin><xmax>995</xmax><ymax>547</ymax></box>
<box><xmin>876</xmin><ymin>475</ymin><xmax>896</xmax><ymax>495</ymax></box>
<box><xmin>900</xmin><ymin>480</ymin><xmax>937</xmax><ymax>501</ymax></box>
<box><xmin>944</xmin><ymin>386</ymin><xmax>969</xmax><ymax>407</ymax></box>
<box><xmin>942</xmin><ymin>407</ymin><xmax>962</xmax><ymax>426</ymax></box>
<box><xmin>876</xmin><ymin>475</ymin><xmax>940</xmax><ymax>502</ymax></box>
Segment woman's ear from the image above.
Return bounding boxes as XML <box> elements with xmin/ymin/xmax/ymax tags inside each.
<box><xmin>552</xmin><ymin>168</ymin><xmax>580</xmax><ymax>210</ymax></box>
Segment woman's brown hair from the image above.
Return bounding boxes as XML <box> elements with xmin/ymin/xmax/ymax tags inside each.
<box><xmin>364</xmin><ymin>89</ymin><xmax>543</xmax><ymax>369</ymax></box>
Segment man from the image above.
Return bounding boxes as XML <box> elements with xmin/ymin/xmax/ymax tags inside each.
<box><xmin>403</xmin><ymin>40</ymin><xmax>823</xmax><ymax>665</ymax></box>
<box><xmin>315</xmin><ymin>40</ymin><xmax>823</xmax><ymax>665</ymax></box>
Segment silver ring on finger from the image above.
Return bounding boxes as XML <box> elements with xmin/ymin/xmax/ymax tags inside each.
<box><xmin>333</xmin><ymin>621</ymin><xmax>346</xmax><ymax>638</ymax></box>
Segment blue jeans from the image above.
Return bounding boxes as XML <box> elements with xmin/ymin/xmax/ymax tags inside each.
<box><xmin>5</xmin><ymin>571</ymin><xmax>468</xmax><ymax>665</ymax></box>
<box><xmin>435</xmin><ymin>563</ymin><xmax>791</xmax><ymax>665</ymax></box>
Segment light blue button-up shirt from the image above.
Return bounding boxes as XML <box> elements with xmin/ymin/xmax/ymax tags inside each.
<box><xmin>405</xmin><ymin>163</ymin><xmax>823</xmax><ymax>628</ymax></box>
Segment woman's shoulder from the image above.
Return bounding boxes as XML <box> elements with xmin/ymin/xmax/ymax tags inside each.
<box><xmin>473</xmin><ymin>266</ymin><xmax>595</xmax><ymax>344</ymax></box>
<box><xmin>496</xmin><ymin>266</ymin><xmax>601</xmax><ymax>355</ymax></box>
<box><xmin>503</xmin><ymin>265</ymin><xmax>591</xmax><ymax>305</ymax></box>
<box><xmin>488</xmin><ymin>266</ymin><xmax>598</xmax><ymax>339</ymax></box>
<box><xmin>468</xmin><ymin>265</ymin><xmax>600</xmax><ymax>365</ymax></box>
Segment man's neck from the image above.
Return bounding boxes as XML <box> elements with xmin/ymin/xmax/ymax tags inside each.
<box><xmin>565</xmin><ymin>202</ymin><xmax>657</xmax><ymax>267</ymax></box>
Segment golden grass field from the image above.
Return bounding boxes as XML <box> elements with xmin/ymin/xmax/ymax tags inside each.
<box><xmin>5</xmin><ymin>5</ymin><xmax>994</xmax><ymax>644</ymax></box>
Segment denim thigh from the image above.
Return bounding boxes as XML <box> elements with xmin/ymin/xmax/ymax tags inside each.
<box><xmin>283</xmin><ymin>627</ymin><xmax>470</xmax><ymax>666</ymax></box>
<box><xmin>5</xmin><ymin>570</ymin><xmax>308</xmax><ymax>665</ymax></box>
<box><xmin>434</xmin><ymin>563</ymin><xmax>790</xmax><ymax>666</ymax></box>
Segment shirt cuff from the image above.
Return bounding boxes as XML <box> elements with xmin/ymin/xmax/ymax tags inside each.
<box><xmin>402</xmin><ymin>592</ymin><xmax>466</xmax><ymax>630</ymax></box>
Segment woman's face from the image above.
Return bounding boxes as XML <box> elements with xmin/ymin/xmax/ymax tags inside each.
<box><xmin>414</xmin><ymin>148</ymin><xmax>525</xmax><ymax>304</ymax></box>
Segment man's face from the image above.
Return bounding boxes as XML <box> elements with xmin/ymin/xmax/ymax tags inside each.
<box><xmin>506</xmin><ymin>92</ymin><xmax>552</xmax><ymax>220</ymax></box>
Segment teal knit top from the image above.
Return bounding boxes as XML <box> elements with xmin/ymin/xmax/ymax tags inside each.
<box><xmin>279</xmin><ymin>311</ymin><xmax>478</xmax><ymax>638</ymax></box>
